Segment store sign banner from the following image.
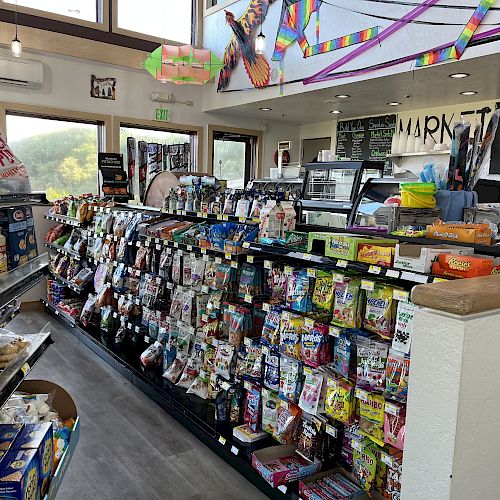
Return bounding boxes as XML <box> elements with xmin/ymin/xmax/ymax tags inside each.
<box><xmin>154</xmin><ymin>108</ymin><xmax>171</xmax><ymax>122</ymax></box>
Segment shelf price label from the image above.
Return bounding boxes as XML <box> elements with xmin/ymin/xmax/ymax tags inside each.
<box><xmin>433</xmin><ymin>277</ymin><xmax>448</xmax><ymax>283</ymax></box>
<box><xmin>215</xmin><ymin>257</ymin><xmax>222</xmax><ymax>264</ymax></box>
<box><xmin>264</xmin><ymin>260</ymin><xmax>273</xmax><ymax>270</ymax></box>
<box><xmin>277</xmin><ymin>485</ymin><xmax>287</xmax><ymax>494</ymax></box>
<box><xmin>242</xmin><ymin>242</ymin><xmax>251</xmax><ymax>249</ymax></box>
<box><xmin>325</xmin><ymin>424</ymin><xmax>338</xmax><ymax>438</ymax></box>
<box><xmin>306</xmin><ymin>268</ymin><xmax>316</xmax><ymax>278</ymax></box>
<box><xmin>223</xmin><ymin>215</ymin><xmax>229</xmax><ymax>221</ymax></box>
<box><xmin>262</xmin><ymin>302</ymin><xmax>271</xmax><ymax>312</ymax></box>
<box><xmin>304</xmin><ymin>318</ymin><xmax>315</xmax><ymax>329</ymax></box>
<box><xmin>380</xmin><ymin>452</ymin><xmax>394</xmax><ymax>467</ymax></box>
<box><xmin>351</xmin><ymin>439</ymin><xmax>364</xmax><ymax>452</ymax></box>
<box><xmin>186</xmin><ymin>245</ymin><xmax>193</xmax><ymax>251</ymax></box>
<box><xmin>386</xmin><ymin>269</ymin><xmax>400</xmax><ymax>279</ymax></box>
<box><xmin>385</xmin><ymin>402</ymin><xmax>401</xmax><ymax>416</ymax></box>
<box><xmin>218</xmin><ymin>436</ymin><xmax>227</xmax><ymax>446</ymax></box>
<box><xmin>238</xmin><ymin>217</ymin><xmax>246</xmax><ymax>223</ymax></box>
<box><xmin>337</xmin><ymin>259</ymin><xmax>348</xmax><ymax>268</ymax></box>
<box><xmin>284</xmin><ymin>266</ymin><xmax>294</xmax><ymax>276</ymax></box>
<box><xmin>368</xmin><ymin>265</ymin><xmax>382</xmax><ymax>275</ymax></box>
<box><xmin>361</xmin><ymin>280</ymin><xmax>375</xmax><ymax>291</ymax></box>
<box><xmin>231</xmin><ymin>261</ymin><xmax>238</xmax><ymax>269</ymax></box>
<box><xmin>246</xmin><ymin>255</ymin><xmax>254</xmax><ymax>263</ymax></box>
<box><xmin>329</xmin><ymin>326</ymin><xmax>341</xmax><ymax>337</ymax></box>
<box><xmin>244</xmin><ymin>294</ymin><xmax>253</xmax><ymax>304</ymax></box>
<box><xmin>21</xmin><ymin>363</ymin><xmax>30</xmax><ymax>375</ymax></box>
<box><xmin>217</xmin><ymin>214</ymin><xmax>223</xmax><ymax>220</ymax></box>
<box><xmin>355</xmin><ymin>388</ymin><xmax>369</xmax><ymax>402</ymax></box>
<box><xmin>393</xmin><ymin>290</ymin><xmax>410</xmax><ymax>302</ymax></box>
<box><xmin>332</xmin><ymin>273</ymin><xmax>344</xmax><ymax>283</ymax></box>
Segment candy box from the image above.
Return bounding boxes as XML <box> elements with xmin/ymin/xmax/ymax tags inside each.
<box><xmin>426</xmin><ymin>223</ymin><xmax>492</xmax><ymax>245</ymax></box>
<box><xmin>357</xmin><ymin>243</ymin><xmax>396</xmax><ymax>267</ymax></box>
<box><xmin>299</xmin><ymin>468</ymin><xmax>365</xmax><ymax>500</ymax></box>
<box><xmin>252</xmin><ymin>445</ymin><xmax>321</xmax><ymax>488</ymax></box>
<box><xmin>285</xmin><ymin>231</ymin><xmax>309</xmax><ymax>251</ymax></box>
<box><xmin>307</xmin><ymin>232</ymin><xmax>332</xmax><ymax>255</ymax></box>
<box><xmin>13</xmin><ymin>423</ymin><xmax>53</xmax><ymax>497</ymax></box>
<box><xmin>432</xmin><ymin>253</ymin><xmax>494</xmax><ymax>279</ymax></box>
<box><xmin>0</xmin><ymin>448</ymin><xmax>39</xmax><ymax>500</ymax></box>
<box><xmin>326</xmin><ymin>235</ymin><xmax>397</xmax><ymax>262</ymax></box>
<box><xmin>0</xmin><ymin>206</ymin><xmax>29</xmax><ymax>270</ymax></box>
<box><xmin>393</xmin><ymin>244</ymin><xmax>474</xmax><ymax>274</ymax></box>
<box><xmin>0</xmin><ymin>424</ymin><xmax>23</xmax><ymax>458</ymax></box>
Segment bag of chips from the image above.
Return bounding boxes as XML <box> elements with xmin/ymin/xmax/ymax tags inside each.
<box><xmin>214</xmin><ymin>341</ymin><xmax>235</xmax><ymax>380</ymax></box>
<box><xmin>261</xmin><ymin>306</ymin><xmax>282</xmax><ymax>346</ymax></box>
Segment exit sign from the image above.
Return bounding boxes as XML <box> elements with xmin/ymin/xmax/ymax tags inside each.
<box><xmin>155</xmin><ymin>108</ymin><xmax>170</xmax><ymax>122</ymax></box>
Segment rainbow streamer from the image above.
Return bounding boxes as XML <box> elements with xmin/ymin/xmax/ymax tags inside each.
<box><xmin>304</xmin><ymin>26</ymin><xmax>379</xmax><ymax>57</ymax></box>
<box><xmin>316</xmin><ymin>9</ymin><xmax>320</xmax><ymax>45</ymax></box>
<box><xmin>416</xmin><ymin>0</ymin><xmax>494</xmax><ymax>67</ymax></box>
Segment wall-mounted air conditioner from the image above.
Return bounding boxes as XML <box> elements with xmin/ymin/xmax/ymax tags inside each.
<box><xmin>0</xmin><ymin>57</ymin><xmax>43</xmax><ymax>89</ymax></box>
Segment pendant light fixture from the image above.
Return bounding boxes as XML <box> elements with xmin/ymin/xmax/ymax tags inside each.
<box><xmin>11</xmin><ymin>0</ymin><xmax>22</xmax><ymax>58</ymax></box>
<box><xmin>255</xmin><ymin>1</ymin><xmax>266</xmax><ymax>55</ymax></box>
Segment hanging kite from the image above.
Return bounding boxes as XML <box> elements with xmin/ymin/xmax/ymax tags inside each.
<box><xmin>218</xmin><ymin>0</ymin><xmax>277</xmax><ymax>91</ymax></box>
<box><xmin>272</xmin><ymin>0</ymin><xmax>379</xmax><ymax>92</ymax></box>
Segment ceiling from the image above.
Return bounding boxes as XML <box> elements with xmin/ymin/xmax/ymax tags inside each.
<box><xmin>211</xmin><ymin>50</ymin><xmax>500</xmax><ymax>124</ymax></box>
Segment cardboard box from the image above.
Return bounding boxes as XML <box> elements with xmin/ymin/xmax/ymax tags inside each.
<box><xmin>326</xmin><ymin>235</ymin><xmax>398</xmax><ymax>261</ymax></box>
<box><xmin>299</xmin><ymin>467</ymin><xmax>366</xmax><ymax>500</ymax></box>
<box><xmin>17</xmin><ymin>381</ymin><xmax>79</xmax><ymax>500</ymax></box>
<box><xmin>0</xmin><ymin>424</ymin><xmax>23</xmax><ymax>457</ymax></box>
<box><xmin>13</xmin><ymin>423</ymin><xmax>53</xmax><ymax>497</ymax></box>
<box><xmin>252</xmin><ymin>445</ymin><xmax>321</xmax><ymax>488</ymax></box>
<box><xmin>426</xmin><ymin>223</ymin><xmax>492</xmax><ymax>245</ymax></box>
<box><xmin>0</xmin><ymin>448</ymin><xmax>39</xmax><ymax>500</ymax></box>
<box><xmin>432</xmin><ymin>254</ymin><xmax>494</xmax><ymax>279</ymax></box>
<box><xmin>394</xmin><ymin>244</ymin><xmax>475</xmax><ymax>274</ymax></box>
<box><xmin>0</xmin><ymin>206</ymin><xmax>29</xmax><ymax>269</ymax></box>
<box><xmin>307</xmin><ymin>232</ymin><xmax>332</xmax><ymax>255</ymax></box>
<box><xmin>357</xmin><ymin>243</ymin><xmax>396</xmax><ymax>267</ymax></box>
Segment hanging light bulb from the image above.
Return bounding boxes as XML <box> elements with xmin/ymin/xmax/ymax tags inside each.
<box><xmin>11</xmin><ymin>1</ymin><xmax>22</xmax><ymax>58</ymax></box>
<box><xmin>255</xmin><ymin>31</ymin><xmax>266</xmax><ymax>55</ymax></box>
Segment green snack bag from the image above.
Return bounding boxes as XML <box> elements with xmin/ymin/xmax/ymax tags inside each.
<box><xmin>353</xmin><ymin>441</ymin><xmax>378</xmax><ymax>493</ymax></box>
<box><xmin>332</xmin><ymin>277</ymin><xmax>362</xmax><ymax>328</ymax></box>
<box><xmin>363</xmin><ymin>284</ymin><xmax>396</xmax><ymax>339</ymax></box>
<box><xmin>312</xmin><ymin>271</ymin><xmax>335</xmax><ymax>312</ymax></box>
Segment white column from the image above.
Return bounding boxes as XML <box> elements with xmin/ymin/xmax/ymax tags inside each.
<box><xmin>401</xmin><ymin>306</ymin><xmax>500</xmax><ymax>499</ymax></box>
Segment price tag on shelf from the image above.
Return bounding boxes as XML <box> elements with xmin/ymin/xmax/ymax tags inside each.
<box><xmin>401</xmin><ymin>271</ymin><xmax>416</xmax><ymax>282</ymax></box>
<box><xmin>413</xmin><ymin>274</ymin><xmax>429</xmax><ymax>284</ymax></box>
<box><xmin>304</xmin><ymin>318</ymin><xmax>315</xmax><ymax>329</ymax></box>
<box><xmin>325</xmin><ymin>424</ymin><xmax>338</xmax><ymax>438</ymax></box>
<box><xmin>302</xmin><ymin>253</ymin><xmax>313</xmax><ymax>261</ymax></box>
<box><xmin>243</xmin><ymin>380</ymin><xmax>252</xmax><ymax>390</ymax></box>
<box><xmin>386</xmin><ymin>269</ymin><xmax>400</xmax><ymax>279</ymax></box>
<box><xmin>215</xmin><ymin>257</ymin><xmax>222</xmax><ymax>264</ymax></box>
<box><xmin>225</xmin><ymin>253</ymin><xmax>232</xmax><ymax>260</ymax></box>
<box><xmin>187</xmin><ymin>245</ymin><xmax>193</xmax><ymax>251</ymax></box>
<box><xmin>355</xmin><ymin>388</ymin><xmax>369</xmax><ymax>401</ymax></box>
<box><xmin>380</xmin><ymin>452</ymin><xmax>394</xmax><ymax>468</ymax></box>
<box><xmin>21</xmin><ymin>363</ymin><xmax>30</xmax><ymax>376</ymax></box>
<box><xmin>332</xmin><ymin>273</ymin><xmax>344</xmax><ymax>283</ymax></box>
<box><xmin>196</xmin><ymin>212</ymin><xmax>202</xmax><ymax>218</ymax></box>
<box><xmin>433</xmin><ymin>277</ymin><xmax>448</xmax><ymax>283</ymax></box>
<box><xmin>361</xmin><ymin>280</ymin><xmax>375</xmax><ymax>291</ymax></box>
<box><xmin>221</xmin><ymin>381</ymin><xmax>231</xmax><ymax>391</ymax></box>
<box><xmin>217</xmin><ymin>214</ymin><xmax>223</xmax><ymax>220</ymax></box>
<box><xmin>385</xmin><ymin>402</ymin><xmax>401</xmax><ymax>416</ymax></box>
<box><xmin>201</xmin><ymin>249</ymin><xmax>207</xmax><ymax>255</ymax></box>
<box><xmin>144</xmin><ymin>336</ymin><xmax>151</xmax><ymax>344</ymax></box>
<box><xmin>262</xmin><ymin>302</ymin><xmax>271</xmax><ymax>312</ymax></box>
<box><xmin>230</xmin><ymin>445</ymin><xmax>239</xmax><ymax>456</ymax></box>
<box><xmin>242</xmin><ymin>242</ymin><xmax>251</xmax><ymax>249</ymax></box>
<box><xmin>306</xmin><ymin>268</ymin><xmax>316</xmax><ymax>278</ymax></box>
<box><xmin>337</xmin><ymin>259</ymin><xmax>348</xmax><ymax>268</ymax></box>
<box><xmin>244</xmin><ymin>337</ymin><xmax>252</xmax><ymax>347</ymax></box>
<box><xmin>177</xmin><ymin>250</ymin><xmax>184</xmax><ymax>256</ymax></box>
<box><xmin>202</xmin><ymin>314</ymin><xmax>209</xmax><ymax>323</ymax></box>
<box><xmin>231</xmin><ymin>261</ymin><xmax>239</xmax><ymax>269</ymax></box>
<box><xmin>166</xmin><ymin>282</ymin><xmax>174</xmax><ymax>290</ymax></box>
<box><xmin>303</xmin><ymin>366</ymin><xmax>313</xmax><ymax>376</ymax></box>
<box><xmin>238</xmin><ymin>217</ymin><xmax>246</xmax><ymax>223</ymax></box>
<box><xmin>246</xmin><ymin>255</ymin><xmax>254</xmax><ymax>263</ymax></box>
<box><xmin>261</xmin><ymin>345</ymin><xmax>270</xmax><ymax>355</ymax></box>
<box><xmin>369</xmin><ymin>265</ymin><xmax>382</xmax><ymax>275</ymax></box>
<box><xmin>201</xmin><ymin>285</ymin><xmax>209</xmax><ymax>293</ymax></box>
<box><xmin>156</xmin><ymin>244</ymin><xmax>161</xmax><ymax>251</ymax></box>
<box><xmin>351</xmin><ymin>439</ymin><xmax>364</xmax><ymax>452</ymax></box>
<box><xmin>155</xmin><ymin>238</ymin><xmax>160</xmax><ymax>244</ymax></box>
<box><xmin>264</xmin><ymin>260</ymin><xmax>272</xmax><ymax>270</ymax></box>
<box><xmin>202</xmin><ymin>213</ymin><xmax>208</xmax><ymax>219</ymax></box>
<box><xmin>218</xmin><ymin>436</ymin><xmax>227</xmax><ymax>446</ymax></box>
<box><xmin>244</xmin><ymin>294</ymin><xmax>253</xmax><ymax>304</ymax></box>
<box><xmin>393</xmin><ymin>290</ymin><xmax>409</xmax><ymax>302</ymax></box>
<box><xmin>329</xmin><ymin>326</ymin><xmax>341</xmax><ymax>337</ymax></box>
<box><xmin>223</xmin><ymin>215</ymin><xmax>229</xmax><ymax>221</ymax></box>
<box><xmin>174</xmin><ymin>242</ymin><xmax>179</xmax><ymax>248</ymax></box>
<box><xmin>284</xmin><ymin>266</ymin><xmax>294</xmax><ymax>276</ymax></box>
<box><xmin>277</xmin><ymin>485</ymin><xmax>287</xmax><ymax>494</ymax></box>
<box><xmin>229</xmin><ymin>305</ymin><xmax>237</xmax><ymax>313</ymax></box>
<box><xmin>112</xmin><ymin>312</ymin><xmax>118</xmax><ymax>319</ymax></box>
<box><xmin>181</xmin><ymin>210</ymin><xmax>187</xmax><ymax>216</ymax></box>
<box><xmin>127</xmin><ymin>322</ymin><xmax>132</xmax><ymax>330</ymax></box>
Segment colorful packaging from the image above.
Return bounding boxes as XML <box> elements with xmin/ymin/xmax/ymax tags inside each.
<box><xmin>356</xmin><ymin>337</ymin><xmax>389</xmax><ymax>393</ymax></box>
<box><xmin>286</xmin><ymin>270</ymin><xmax>313</xmax><ymax>313</ymax></box>
<box><xmin>324</xmin><ymin>377</ymin><xmax>354</xmax><ymax>424</ymax></box>
<box><xmin>244</xmin><ymin>383</ymin><xmax>261</xmax><ymax>431</ymax></box>
<box><xmin>298</xmin><ymin>370</ymin><xmax>324</xmax><ymax>415</ymax></box>
<box><xmin>214</xmin><ymin>341</ymin><xmax>234</xmax><ymax>381</ymax></box>
<box><xmin>392</xmin><ymin>302</ymin><xmax>417</xmax><ymax>354</ymax></box>
<box><xmin>385</xmin><ymin>349</ymin><xmax>410</xmax><ymax>401</ymax></box>
<box><xmin>384</xmin><ymin>406</ymin><xmax>406</xmax><ymax>450</ymax></box>
<box><xmin>263</xmin><ymin>352</ymin><xmax>280</xmax><ymax>391</ymax></box>
<box><xmin>312</xmin><ymin>271</ymin><xmax>335</xmax><ymax>311</ymax></box>
<box><xmin>432</xmin><ymin>253</ymin><xmax>494</xmax><ymax>279</ymax></box>
<box><xmin>0</xmin><ymin>448</ymin><xmax>39</xmax><ymax>500</ymax></box>
<box><xmin>333</xmin><ymin>329</ymin><xmax>363</xmax><ymax>380</ymax></box>
<box><xmin>296</xmin><ymin>415</ymin><xmax>323</xmax><ymax>463</ymax></box>
<box><xmin>279</xmin><ymin>356</ymin><xmax>302</xmax><ymax>402</ymax></box>
<box><xmin>332</xmin><ymin>278</ymin><xmax>362</xmax><ymax>329</ymax></box>
<box><xmin>353</xmin><ymin>442</ymin><xmax>377</xmax><ymax>493</ymax></box>
<box><xmin>273</xmin><ymin>401</ymin><xmax>301</xmax><ymax>444</ymax></box>
<box><xmin>301</xmin><ymin>321</ymin><xmax>330</xmax><ymax>368</ymax></box>
<box><xmin>261</xmin><ymin>388</ymin><xmax>280</xmax><ymax>435</ymax></box>
<box><xmin>261</xmin><ymin>307</ymin><xmax>282</xmax><ymax>346</ymax></box>
<box><xmin>363</xmin><ymin>284</ymin><xmax>396</xmax><ymax>339</ymax></box>
<box><xmin>279</xmin><ymin>313</ymin><xmax>303</xmax><ymax>360</ymax></box>
<box><xmin>0</xmin><ymin>424</ymin><xmax>22</xmax><ymax>455</ymax></box>
<box><xmin>357</xmin><ymin>243</ymin><xmax>395</xmax><ymax>267</ymax></box>
<box><xmin>358</xmin><ymin>393</ymin><xmax>385</xmax><ymax>447</ymax></box>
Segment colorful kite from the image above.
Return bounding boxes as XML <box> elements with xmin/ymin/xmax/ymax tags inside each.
<box><xmin>416</xmin><ymin>0</ymin><xmax>495</xmax><ymax>67</ymax></box>
<box><xmin>144</xmin><ymin>44</ymin><xmax>223</xmax><ymax>85</ymax></box>
<box><xmin>218</xmin><ymin>0</ymin><xmax>277</xmax><ymax>91</ymax></box>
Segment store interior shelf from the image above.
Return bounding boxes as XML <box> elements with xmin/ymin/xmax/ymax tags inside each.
<box><xmin>44</xmin><ymin>242</ymin><xmax>82</xmax><ymax>261</ymax></box>
<box><xmin>41</xmin><ymin>299</ymin><xmax>77</xmax><ymax>326</ymax></box>
<box><xmin>45</xmin><ymin>309</ymin><xmax>289</xmax><ymax>500</ymax></box>
<box><xmin>44</xmin><ymin>214</ymin><xmax>85</xmax><ymax>227</ymax></box>
<box><xmin>0</xmin><ymin>303</ymin><xmax>21</xmax><ymax>329</ymax></box>
<box><xmin>386</xmin><ymin>150</ymin><xmax>450</xmax><ymax>158</ymax></box>
<box><xmin>161</xmin><ymin>209</ymin><xmax>260</xmax><ymax>225</ymax></box>
<box><xmin>0</xmin><ymin>192</ymin><xmax>49</xmax><ymax>208</ymax></box>
<box><xmin>0</xmin><ymin>253</ymin><xmax>49</xmax><ymax>310</ymax></box>
<box><xmin>0</xmin><ymin>327</ymin><xmax>52</xmax><ymax>408</ymax></box>
<box><xmin>48</xmin><ymin>271</ymin><xmax>85</xmax><ymax>294</ymax></box>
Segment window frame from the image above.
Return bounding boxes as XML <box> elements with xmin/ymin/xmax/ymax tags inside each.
<box><xmin>207</xmin><ymin>125</ymin><xmax>263</xmax><ymax>180</ymax></box>
<box><xmin>114</xmin><ymin>116</ymin><xmax>203</xmax><ymax>173</ymax></box>
<box><xmin>111</xmin><ymin>0</ymin><xmax>200</xmax><ymax>46</ymax></box>
<box><xmin>0</xmin><ymin>0</ymin><xmax>110</xmax><ymax>31</ymax></box>
<box><xmin>204</xmin><ymin>0</ymin><xmax>239</xmax><ymax>17</ymax></box>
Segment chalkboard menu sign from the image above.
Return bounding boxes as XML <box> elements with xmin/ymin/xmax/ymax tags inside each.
<box><xmin>336</xmin><ymin>114</ymin><xmax>396</xmax><ymax>169</ymax></box>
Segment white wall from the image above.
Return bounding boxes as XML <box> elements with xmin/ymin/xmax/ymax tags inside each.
<box><xmin>0</xmin><ymin>48</ymin><xmax>266</xmax><ymax>172</ymax></box>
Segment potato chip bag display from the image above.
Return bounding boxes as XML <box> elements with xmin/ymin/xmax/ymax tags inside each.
<box><xmin>261</xmin><ymin>388</ymin><xmax>280</xmax><ymax>434</ymax></box>
<box><xmin>332</xmin><ymin>278</ymin><xmax>362</xmax><ymax>329</ymax></box>
<box><xmin>312</xmin><ymin>271</ymin><xmax>335</xmax><ymax>311</ymax></box>
<box><xmin>325</xmin><ymin>377</ymin><xmax>354</xmax><ymax>424</ymax></box>
<box><xmin>363</xmin><ymin>284</ymin><xmax>396</xmax><ymax>339</ymax></box>
<box><xmin>359</xmin><ymin>393</ymin><xmax>385</xmax><ymax>447</ymax></box>
<box><xmin>356</xmin><ymin>336</ymin><xmax>389</xmax><ymax>393</ymax></box>
<box><xmin>279</xmin><ymin>356</ymin><xmax>301</xmax><ymax>402</ymax></box>
<box><xmin>279</xmin><ymin>313</ymin><xmax>303</xmax><ymax>360</ymax></box>
<box><xmin>385</xmin><ymin>349</ymin><xmax>410</xmax><ymax>401</ymax></box>
<box><xmin>353</xmin><ymin>442</ymin><xmax>378</xmax><ymax>493</ymax></box>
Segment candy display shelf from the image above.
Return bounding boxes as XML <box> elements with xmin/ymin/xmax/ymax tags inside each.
<box><xmin>0</xmin><ymin>192</ymin><xmax>49</xmax><ymax>208</ymax></box>
<box><xmin>41</xmin><ymin>299</ymin><xmax>77</xmax><ymax>327</ymax></box>
<box><xmin>44</xmin><ymin>214</ymin><xmax>86</xmax><ymax>227</ymax></box>
<box><xmin>0</xmin><ymin>253</ymin><xmax>49</xmax><ymax>311</ymax></box>
<box><xmin>44</xmin><ymin>307</ymin><xmax>290</xmax><ymax>500</ymax></box>
<box><xmin>44</xmin><ymin>242</ymin><xmax>82</xmax><ymax>261</ymax></box>
<box><xmin>161</xmin><ymin>209</ymin><xmax>261</xmax><ymax>225</ymax></box>
<box><xmin>48</xmin><ymin>271</ymin><xmax>85</xmax><ymax>294</ymax></box>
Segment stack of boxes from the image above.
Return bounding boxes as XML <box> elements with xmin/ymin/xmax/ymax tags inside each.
<box><xmin>0</xmin><ymin>423</ymin><xmax>53</xmax><ymax>499</ymax></box>
<box><xmin>0</xmin><ymin>206</ymin><xmax>38</xmax><ymax>272</ymax></box>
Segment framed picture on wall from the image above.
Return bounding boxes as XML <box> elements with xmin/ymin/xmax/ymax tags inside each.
<box><xmin>90</xmin><ymin>75</ymin><xmax>116</xmax><ymax>100</ymax></box>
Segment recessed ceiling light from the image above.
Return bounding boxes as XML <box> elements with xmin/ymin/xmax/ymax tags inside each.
<box><xmin>259</xmin><ymin>107</ymin><xmax>272</xmax><ymax>111</ymax></box>
<box><xmin>335</xmin><ymin>94</ymin><xmax>350</xmax><ymax>99</ymax></box>
<box><xmin>387</xmin><ymin>102</ymin><xmax>401</xmax><ymax>106</ymax></box>
<box><xmin>449</xmin><ymin>73</ymin><xmax>469</xmax><ymax>79</ymax></box>
<box><xmin>460</xmin><ymin>91</ymin><xmax>477</xmax><ymax>96</ymax></box>
<box><xmin>330</xmin><ymin>110</ymin><xmax>342</xmax><ymax>114</ymax></box>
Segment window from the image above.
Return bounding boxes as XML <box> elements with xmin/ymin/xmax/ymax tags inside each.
<box><xmin>2</xmin><ymin>0</ymin><xmax>102</xmax><ymax>23</ymax></box>
<box><xmin>116</xmin><ymin>0</ymin><xmax>193</xmax><ymax>43</ymax></box>
<box><xmin>6</xmin><ymin>114</ymin><xmax>102</xmax><ymax>201</ymax></box>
